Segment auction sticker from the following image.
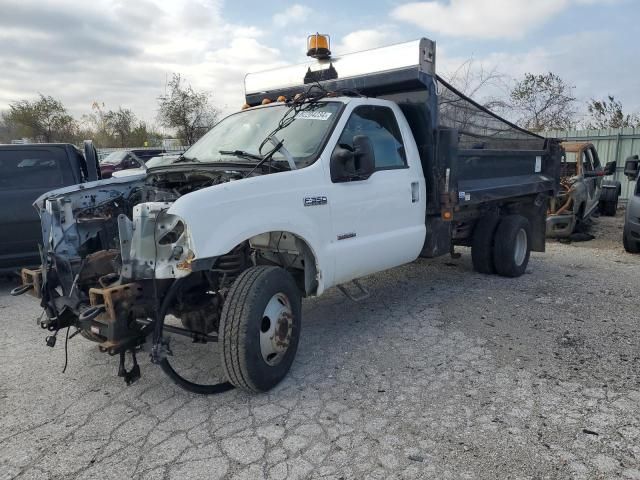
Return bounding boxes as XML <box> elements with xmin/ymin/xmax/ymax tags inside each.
<box><xmin>297</xmin><ymin>111</ymin><xmax>333</xmax><ymax>120</ymax></box>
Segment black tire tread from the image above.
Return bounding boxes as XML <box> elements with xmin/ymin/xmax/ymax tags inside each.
<box><xmin>220</xmin><ymin>266</ymin><xmax>269</xmax><ymax>391</ymax></box>
<box><xmin>472</xmin><ymin>216</ymin><xmax>499</xmax><ymax>274</ymax></box>
<box><xmin>493</xmin><ymin>215</ymin><xmax>531</xmax><ymax>278</ymax></box>
<box><xmin>623</xmin><ymin>225</ymin><xmax>640</xmax><ymax>253</ymax></box>
<box><xmin>601</xmin><ymin>200</ymin><xmax>617</xmax><ymax>217</ymax></box>
<box><xmin>220</xmin><ymin>266</ymin><xmax>300</xmax><ymax>393</ymax></box>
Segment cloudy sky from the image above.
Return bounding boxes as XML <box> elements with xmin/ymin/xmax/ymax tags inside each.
<box><xmin>0</xmin><ymin>0</ymin><xmax>637</xmax><ymax>125</ymax></box>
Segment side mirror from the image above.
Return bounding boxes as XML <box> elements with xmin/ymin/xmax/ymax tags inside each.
<box><xmin>624</xmin><ymin>156</ymin><xmax>639</xmax><ymax>180</ymax></box>
<box><xmin>330</xmin><ymin>135</ymin><xmax>376</xmax><ymax>182</ymax></box>
<box><xmin>603</xmin><ymin>160</ymin><xmax>616</xmax><ymax>176</ymax></box>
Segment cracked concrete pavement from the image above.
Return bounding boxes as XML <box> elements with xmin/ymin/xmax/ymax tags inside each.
<box><xmin>1</xmin><ymin>215</ymin><xmax>639</xmax><ymax>479</ymax></box>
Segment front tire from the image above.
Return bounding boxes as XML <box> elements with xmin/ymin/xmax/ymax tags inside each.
<box><xmin>493</xmin><ymin>215</ymin><xmax>531</xmax><ymax>277</ymax></box>
<box><xmin>219</xmin><ymin>266</ymin><xmax>301</xmax><ymax>392</ymax></box>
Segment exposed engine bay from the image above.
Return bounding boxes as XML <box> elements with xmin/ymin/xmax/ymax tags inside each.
<box><xmin>28</xmin><ymin>166</ymin><xmax>267</xmax><ymax>386</ymax></box>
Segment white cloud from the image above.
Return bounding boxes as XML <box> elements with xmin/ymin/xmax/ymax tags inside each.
<box><xmin>334</xmin><ymin>28</ymin><xmax>402</xmax><ymax>55</ymax></box>
<box><xmin>273</xmin><ymin>4</ymin><xmax>311</xmax><ymax>28</ymax></box>
<box><xmin>392</xmin><ymin>0</ymin><xmax>572</xmax><ymax>39</ymax></box>
<box><xmin>0</xmin><ymin>0</ymin><xmax>283</xmax><ymax>123</ymax></box>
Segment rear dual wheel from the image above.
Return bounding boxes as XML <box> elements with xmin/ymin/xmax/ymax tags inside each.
<box><xmin>472</xmin><ymin>214</ymin><xmax>531</xmax><ymax>278</ymax></box>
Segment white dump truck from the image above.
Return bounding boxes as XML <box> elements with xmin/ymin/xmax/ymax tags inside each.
<box><xmin>13</xmin><ymin>35</ymin><xmax>561</xmax><ymax>393</ymax></box>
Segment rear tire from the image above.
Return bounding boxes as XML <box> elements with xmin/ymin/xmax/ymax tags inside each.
<box><xmin>623</xmin><ymin>224</ymin><xmax>640</xmax><ymax>253</ymax></box>
<box><xmin>471</xmin><ymin>216</ymin><xmax>499</xmax><ymax>274</ymax></box>
<box><xmin>493</xmin><ymin>215</ymin><xmax>531</xmax><ymax>278</ymax></box>
<box><xmin>599</xmin><ymin>199</ymin><xmax>617</xmax><ymax>217</ymax></box>
<box><xmin>219</xmin><ymin>266</ymin><xmax>302</xmax><ymax>392</ymax></box>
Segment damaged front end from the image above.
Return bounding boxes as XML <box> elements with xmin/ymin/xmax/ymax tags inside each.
<box><xmin>14</xmin><ymin>167</ymin><xmax>249</xmax><ymax>386</ymax></box>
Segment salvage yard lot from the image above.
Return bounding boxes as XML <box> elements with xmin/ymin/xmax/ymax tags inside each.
<box><xmin>1</xmin><ymin>215</ymin><xmax>639</xmax><ymax>480</ymax></box>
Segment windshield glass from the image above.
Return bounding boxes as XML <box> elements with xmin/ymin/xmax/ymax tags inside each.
<box><xmin>184</xmin><ymin>101</ymin><xmax>342</xmax><ymax>167</ymax></box>
<box><xmin>101</xmin><ymin>150</ymin><xmax>127</xmax><ymax>165</ymax></box>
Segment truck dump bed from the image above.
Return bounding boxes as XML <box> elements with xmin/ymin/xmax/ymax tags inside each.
<box><xmin>431</xmin><ymin>77</ymin><xmax>559</xmax><ymax>213</ymax></box>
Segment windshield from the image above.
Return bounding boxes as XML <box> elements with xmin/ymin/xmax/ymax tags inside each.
<box><xmin>184</xmin><ymin>101</ymin><xmax>342</xmax><ymax>167</ymax></box>
<box><xmin>101</xmin><ymin>150</ymin><xmax>128</xmax><ymax>165</ymax></box>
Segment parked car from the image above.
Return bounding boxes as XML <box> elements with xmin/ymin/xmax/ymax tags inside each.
<box><xmin>546</xmin><ymin>141</ymin><xmax>619</xmax><ymax>237</ymax></box>
<box><xmin>99</xmin><ymin>150</ymin><xmax>144</xmax><ymax>178</ymax></box>
<box><xmin>623</xmin><ymin>155</ymin><xmax>640</xmax><ymax>253</ymax></box>
<box><xmin>130</xmin><ymin>148</ymin><xmax>166</xmax><ymax>162</ymax></box>
<box><xmin>0</xmin><ymin>141</ymin><xmax>100</xmax><ymax>272</ymax></box>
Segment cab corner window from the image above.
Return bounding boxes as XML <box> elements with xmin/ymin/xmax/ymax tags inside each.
<box><xmin>336</xmin><ymin>105</ymin><xmax>407</xmax><ymax>170</ymax></box>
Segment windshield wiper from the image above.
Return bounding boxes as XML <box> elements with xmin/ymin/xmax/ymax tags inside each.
<box><xmin>242</xmin><ymin>139</ymin><xmax>286</xmax><ymax>178</ymax></box>
<box><xmin>219</xmin><ymin>150</ymin><xmax>262</xmax><ymax>161</ymax></box>
<box><xmin>173</xmin><ymin>155</ymin><xmax>199</xmax><ymax>163</ymax></box>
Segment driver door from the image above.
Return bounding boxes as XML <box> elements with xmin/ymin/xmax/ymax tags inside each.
<box><xmin>326</xmin><ymin>104</ymin><xmax>425</xmax><ymax>285</ymax></box>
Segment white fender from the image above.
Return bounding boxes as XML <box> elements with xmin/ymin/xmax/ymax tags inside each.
<box><xmin>167</xmin><ymin>161</ymin><xmax>334</xmax><ymax>293</ymax></box>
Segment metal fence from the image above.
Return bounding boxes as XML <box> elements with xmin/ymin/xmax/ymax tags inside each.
<box><xmin>544</xmin><ymin>127</ymin><xmax>640</xmax><ymax>202</ymax></box>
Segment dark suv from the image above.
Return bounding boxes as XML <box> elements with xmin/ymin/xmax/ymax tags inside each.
<box><xmin>0</xmin><ymin>142</ymin><xmax>100</xmax><ymax>272</ymax></box>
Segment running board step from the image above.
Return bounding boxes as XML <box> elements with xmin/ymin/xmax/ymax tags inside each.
<box><xmin>337</xmin><ymin>279</ymin><xmax>370</xmax><ymax>302</ymax></box>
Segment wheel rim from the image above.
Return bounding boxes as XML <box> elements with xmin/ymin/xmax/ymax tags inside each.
<box><xmin>514</xmin><ymin>228</ymin><xmax>527</xmax><ymax>266</ymax></box>
<box><xmin>259</xmin><ymin>293</ymin><xmax>294</xmax><ymax>366</ymax></box>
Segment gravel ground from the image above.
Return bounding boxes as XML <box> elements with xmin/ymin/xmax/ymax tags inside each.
<box><xmin>1</xmin><ymin>213</ymin><xmax>639</xmax><ymax>480</ymax></box>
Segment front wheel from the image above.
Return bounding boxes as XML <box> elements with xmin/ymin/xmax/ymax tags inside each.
<box><xmin>493</xmin><ymin>215</ymin><xmax>532</xmax><ymax>277</ymax></box>
<box><xmin>219</xmin><ymin>266</ymin><xmax>302</xmax><ymax>392</ymax></box>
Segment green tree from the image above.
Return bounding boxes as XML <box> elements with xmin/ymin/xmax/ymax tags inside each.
<box><xmin>6</xmin><ymin>94</ymin><xmax>77</xmax><ymax>142</ymax></box>
<box><xmin>510</xmin><ymin>73</ymin><xmax>576</xmax><ymax>131</ymax></box>
<box><xmin>82</xmin><ymin>103</ymin><xmax>157</xmax><ymax>147</ymax></box>
<box><xmin>157</xmin><ymin>74</ymin><xmax>218</xmax><ymax>145</ymax></box>
<box><xmin>104</xmin><ymin>107</ymin><xmax>136</xmax><ymax>147</ymax></box>
<box><xmin>585</xmin><ymin>95</ymin><xmax>640</xmax><ymax>129</ymax></box>
<box><xmin>0</xmin><ymin>110</ymin><xmax>25</xmax><ymax>143</ymax></box>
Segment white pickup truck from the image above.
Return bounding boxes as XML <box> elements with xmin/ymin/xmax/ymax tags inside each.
<box><xmin>14</xmin><ymin>37</ymin><xmax>561</xmax><ymax>393</ymax></box>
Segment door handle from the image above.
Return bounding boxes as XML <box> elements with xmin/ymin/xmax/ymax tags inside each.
<box><xmin>411</xmin><ymin>182</ymin><xmax>419</xmax><ymax>203</ymax></box>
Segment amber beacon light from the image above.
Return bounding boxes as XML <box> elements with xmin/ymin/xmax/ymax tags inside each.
<box><xmin>307</xmin><ymin>33</ymin><xmax>331</xmax><ymax>59</ymax></box>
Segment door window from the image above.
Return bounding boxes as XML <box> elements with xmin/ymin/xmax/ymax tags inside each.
<box><xmin>337</xmin><ymin>106</ymin><xmax>406</xmax><ymax>170</ymax></box>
